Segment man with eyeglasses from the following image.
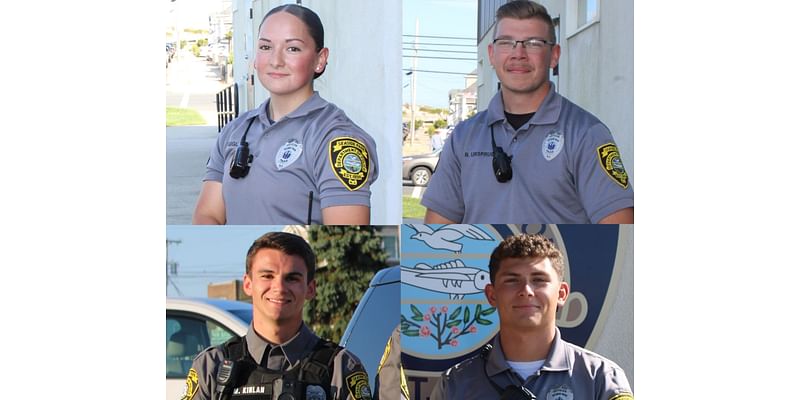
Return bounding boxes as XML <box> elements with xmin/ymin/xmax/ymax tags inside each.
<box><xmin>422</xmin><ymin>0</ymin><xmax>633</xmax><ymax>224</ymax></box>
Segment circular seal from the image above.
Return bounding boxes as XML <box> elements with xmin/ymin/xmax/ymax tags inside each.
<box><xmin>305</xmin><ymin>384</ymin><xmax>326</xmax><ymax>400</ymax></box>
<box><xmin>343</xmin><ymin>153</ymin><xmax>363</xmax><ymax>173</ymax></box>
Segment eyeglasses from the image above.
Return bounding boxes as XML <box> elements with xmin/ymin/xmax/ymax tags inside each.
<box><xmin>492</xmin><ymin>38</ymin><xmax>554</xmax><ymax>53</ymax></box>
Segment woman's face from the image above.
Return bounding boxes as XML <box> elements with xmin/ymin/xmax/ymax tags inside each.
<box><xmin>254</xmin><ymin>11</ymin><xmax>327</xmax><ymax>100</ymax></box>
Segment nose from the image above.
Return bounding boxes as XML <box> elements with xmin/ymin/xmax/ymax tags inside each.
<box><xmin>271</xmin><ymin>276</ymin><xmax>286</xmax><ymax>292</ymax></box>
<box><xmin>270</xmin><ymin>49</ymin><xmax>284</xmax><ymax>67</ymax></box>
<box><xmin>519</xmin><ymin>281</ymin><xmax>535</xmax><ymax>296</ymax></box>
<box><xmin>511</xmin><ymin>42</ymin><xmax>527</xmax><ymax>59</ymax></box>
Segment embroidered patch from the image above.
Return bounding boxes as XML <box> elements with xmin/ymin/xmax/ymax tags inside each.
<box><xmin>597</xmin><ymin>143</ymin><xmax>629</xmax><ymax>188</ymax></box>
<box><xmin>346</xmin><ymin>371</ymin><xmax>372</xmax><ymax>400</ymax></box>
<box><xmin>180</xmin><ymin>368</ymin><xmax>199</xmax><ymax>400</ymax></box>
<box><xmin>542</xmin><ymin>130</ymin><xmax>564</xmax><ymax>161</ymax></box>
<box><xmin>305</xmin><ymin>384</ymin><xmax>327</xmax><ymax>400</ymax></box>
<box><xmin>329</xmin><ymin>137</ymin><xmax>371</xmax><ymax>191</ymax></box>
<box><xmin>609</xmin><ymin>393</ymin><xmax>634</xmax><ymax>400</ymax></box>
<box><xmin>546</xmin><ymin>384</ymin><xmax>573</xmax><ymax>400</ymax></box>
<box><xmin>275</xmin><ymin>139</ymin><xmax>303</xmax><ymax>170</ymax></box>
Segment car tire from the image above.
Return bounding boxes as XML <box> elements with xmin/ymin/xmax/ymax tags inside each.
<box><xmin>411</xmin><ymin>167</ymin><xmax>431</xmax><ymax>187</ymax></box>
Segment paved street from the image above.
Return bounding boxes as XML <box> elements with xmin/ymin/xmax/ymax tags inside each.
<box><xmin>166</xmin><ymin>50</ymin><xmax>230</xmax><ymax>225</ymax></box>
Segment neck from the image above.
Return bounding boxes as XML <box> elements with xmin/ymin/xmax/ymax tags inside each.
<box><xmin>268</xmin><ymin>88</ymin><xmax>314</xmax><ymax>121</ymax></box>
<box><xmin>253</xmin><ymin>318</ymin><xmax>303</xmax><ymax>344</ymax></box>
<box><xmin>499</xmin><ymin>325</ymin><xmax>555</xmax><ymax>362</ymax></box>
<box><xmin>500</xmin><ymin>81</ymin><xmax>550</xmax><ymax>114</ymax></box>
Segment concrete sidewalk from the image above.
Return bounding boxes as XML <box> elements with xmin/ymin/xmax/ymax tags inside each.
<box><xmin>166</xmin><ymin>125</ymin><xmax>219</xmax><ymax>225</ymax></box>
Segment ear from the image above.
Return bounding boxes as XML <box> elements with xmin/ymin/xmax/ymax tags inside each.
<box><xmin>549</xmin><ymin>43</ymin><xmax>561</xmax><ymax>69</ymax></box>
<box><xmin>306</xmin><ymin>279</ymin><xmax>317</xmax><ymax>300</ymax></box>
<box><xmin>488</xmin><ymin>42</ymin><xmax>496</xmax><ymax>69</ymax></box>
<box><xmin>243</xmin><ymin>273</ymin><xmax>253</xmax><ymax>297</ymax></box>
<box><xmin>316</xmin><ymin>47</ymin><xmax>330</xmax><ymax>72</ymax></box>
<box><xmin>557</xmin><ymin>280</ymin><xmax>569</xmax><ymax>307</ymax></box>
<box><xmin>484</xmin><ymin>283</ymin><xmax>497</xmax><ymax>307</ymax></box>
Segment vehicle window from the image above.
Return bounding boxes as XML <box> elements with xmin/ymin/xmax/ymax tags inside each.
<box><xmin>166</xmin><ymin>314</ymin><xmax>238</xmax><ymax>378</ymax></box>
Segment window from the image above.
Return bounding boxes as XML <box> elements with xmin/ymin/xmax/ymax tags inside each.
<box><xmin>567</xmin><ymin>0</ymin><xmax>600</xmax><ymax>37</ymax></box>
<box><xmin>166</xmin><ymin>314</ymin><xmax>238</xmax><ymax>378</ymax></box>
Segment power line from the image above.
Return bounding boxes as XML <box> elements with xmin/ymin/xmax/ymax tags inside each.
<box><xmin>403</xmin><ymin>68</ymin><xmax>477</xmax><ymax>76</ymax></box>
<box><xmin>403</xmin><ymin>48</ymin><xmax>476</xmax><ymax>55</ymax></box>
<box><xmin>403</xmin><ymin>34</ymin><xmax>474</xmax><ymax>40</ymax></box>
<box><xmin>402</xmin><ymin>41</ymin><xmax>476</xmax><ymax>47</ymax></box>
<box><xmin>403</xmin><ymin>55</ymin><xmax>476</xmax><ymax>61</ymax></box>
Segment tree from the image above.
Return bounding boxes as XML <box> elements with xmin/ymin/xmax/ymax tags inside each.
<box><xmin>434</xmin><ymin>119</ymin><xmax>447</xmax><ymax>129</ymax></box>
<box><xmin>304</xmin><ymin>226</ymin><xmax>388</xmax><ymax>342</ymax></box>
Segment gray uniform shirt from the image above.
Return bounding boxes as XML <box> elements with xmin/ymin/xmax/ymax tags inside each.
<box><xmin>429</xmin><ymin>330</ymin><xmax>633</xmax><ymax>400</ymax></box>
<box><xmin>204</xmin><ymin>92</ymin><xmax>379</xmax><ymax>224</ymax></box>
<box><xmin>422</xmin><ymin>84</ymin><xmax>633</xmax><ymax>223</ymax></box>
<box><xmin>182</xmin><ymin>324</ymin><xmax>372</xmax><ymax>400</ymax></box>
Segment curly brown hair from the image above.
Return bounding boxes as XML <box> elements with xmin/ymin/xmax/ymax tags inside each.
<box><xmin>488</xmin><ymin>233</ymin><xmax>564</xmax><ymax>283</ymax></box>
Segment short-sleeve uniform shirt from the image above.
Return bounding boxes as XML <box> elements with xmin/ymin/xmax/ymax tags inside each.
<box><xmin>429</xmin><ymin>330</ymin><xmax>633</xmax><ymax>400</ymax></box>
<box><xmin>422</xmin><ymin>84</ymin><xmax>632</xmax><ymax>223</ymax></box>
<box><xmin>204</xmin><ymin>92</ymin><xmax>379</xmax><ymax>224</ymax></box>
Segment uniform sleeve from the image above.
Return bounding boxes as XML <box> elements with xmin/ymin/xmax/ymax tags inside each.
<box><xmin>313</xmin><ymin>127</ymin><xmax>378</xmax><ymax>210</ymax></box>
<box><xmin>374</xmin><ymin>326</ymin><xmax>409</xmax><ymax>400</ymax></box>
<box><xmin>203</xmin><ymin>121</ymin><xmax>236</xmax><ymax>183</ymax></box>
<box><xmin>420</xmin><ymin>132</ymin><xmax>465</xmax><ymax>222</ymax></box>
<box><xmin>180</xmin><ymin>347</ymin><xmax>222</xmax><ymax>400</ymax></box>
<box><xmin>331</xmin><ymin>349</ymin><xmax>374</xmax><ymax>400</ymax></box>
<box><xmin>572</xmin><ymin>123</ymin><xmax>634</xmax><ymax>223</ymax></box>
<box><xmin>599</xmin><ymin>366</ymin><xmax>634</xmax><ymax>400</ymax></box>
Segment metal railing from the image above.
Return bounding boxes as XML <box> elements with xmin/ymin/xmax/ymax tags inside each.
<box><xmin>216</xmin><ymin>83</ymin><xmax>239</xmax><ymax>132</ymax></box>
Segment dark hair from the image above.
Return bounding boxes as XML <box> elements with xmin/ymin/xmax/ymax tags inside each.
<box><xmin>260</xmin><ymin>4</ymin><xmax>326</xmax><ymax>79</ymax></box>
<box><xmin>246</xmin><ymin>232</ymin><xmax>316</xmax><ymax>282</ymax></box>
<box><xmin>495</xmin><ymin>0</ymin><xmax>556</xmax><ymax>43</ymax></box>
<box><xmin>488</xmin><ymin>233</ymin><xmax>564</xmax><ymax>284</ymax></box>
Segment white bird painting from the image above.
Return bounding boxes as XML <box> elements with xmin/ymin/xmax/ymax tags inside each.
<box><xmin>401</xmin><ymin>260</ymin><xmax>491</xmax><ymax>299</ymax></box>
<box><xmin>406</xmin><ymin>224</ymin><xmax>494</xmax><ymax>253</ymax></box>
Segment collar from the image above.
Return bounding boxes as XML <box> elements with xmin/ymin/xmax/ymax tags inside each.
<box><xmin>486</xmin><ymin>82</ymin><xmax>562</xmax><ymax>128</ymax></box>
<box><xmin>484</xmin><ymin>328</ymin><xmax>570</xmax><ymax>377</ymax></box>
<box><xmin>245</xmin><ymin>323</ymin><xmax>319</xmax><ymax>367</ymax></box>
<box><xmin>257</xmin><ymin>92</ymin><xmax>328</xmax><ymax>126</ymax></box>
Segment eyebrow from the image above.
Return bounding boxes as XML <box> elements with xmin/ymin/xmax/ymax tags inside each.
<box><xmin>258</xmin><ymin>38</ymin><xmax>307</xmax><ymax>43</ymax></box>
<box><xmin>254</xmin><ymin>268</ymin><xmax>305</xmax><ymax>278</ymax></box>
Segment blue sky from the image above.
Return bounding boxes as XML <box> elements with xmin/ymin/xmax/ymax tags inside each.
<box><xmin>165</xmin><ymin>226</ymin><xmax>283</xmax><ymax>298</ymax></box>
<box><xmin>403</xmin><ymin>0</ymin><xmax>478</xmax><ymax>108</ymax></box>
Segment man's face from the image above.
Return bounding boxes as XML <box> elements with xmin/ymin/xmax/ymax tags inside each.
<box><xmin>485</xmin><ymin>256</ymin><xmax>568</xmax><ymax>332</ymax></box>
<box><xmin>488</xmin><ymin>17</ymin><xmax>560</xmax><ymax>97</ymax></box>
<box><xmin>244</xmin><ymin>248</ymin><xmax>316</xmax><ymax>328</ymax></box>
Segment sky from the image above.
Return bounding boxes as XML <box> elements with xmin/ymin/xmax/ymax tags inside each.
<box><xmin>165</xmin><ymin>226</ymin><xmax>284</xmax><ymax>298</ymax></box>
<box><xmin>403</xmin><ymin>0</ymin><xmax>478</xmax><ymax>108</ymax></box>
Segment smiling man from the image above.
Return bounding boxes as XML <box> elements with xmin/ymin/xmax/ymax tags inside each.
<box><xmin>181</xmin><ymin>232</ymin><xmax>372</xmax><ymax>400</ymax></box>
<box><xmin>422</xmin><ymin>0</ymin><xmax>633</xmax><ymax>224</ymax></box>
<box><xmin>429</xmin><ymin>234</ymin><xmax>633</xmax><ymax>400</ymax></box>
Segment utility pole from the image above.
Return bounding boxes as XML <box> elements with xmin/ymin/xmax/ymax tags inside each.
<box><xmin>410</xmin><ymin>18</ymin><xmax>419</xmax><ymax>144</ymax></box>
<box><xmin>167</xmin><ymin>239</ymin><xmax>182</xmax><ymax>295</ymax></box>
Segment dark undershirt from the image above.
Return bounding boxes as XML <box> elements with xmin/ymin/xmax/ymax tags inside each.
<box><xmin>505</xmin><ymin>111</ymin><xmax>535</xmax><ymax>130</ymax></box>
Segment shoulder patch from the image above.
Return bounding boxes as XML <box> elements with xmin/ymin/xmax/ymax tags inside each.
<box><xmin>329</xmin><ymin>137</ymin><xmax>371</xmax><ymax>191</ymax></box>
<box><xmin>346</xmin><ymin>371</ymin><xmax>372</xmax><ymax>400</ymax></box>
<box><xmin>609</xmin><ymin>393</ymin><xmax>634</xmax><ymax>400</ymax></box>
<box><xmin>596</xmin><ymin>143</ymin><xmax>629</xmax><ymax>188</ymax></box>
<box><xmin>180</xmin><ymin>368</ymin><xmax>199</xmax><ymax>400</ymax></box>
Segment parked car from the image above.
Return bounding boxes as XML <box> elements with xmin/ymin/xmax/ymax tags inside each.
<box><xmin>166</xmin><ymin>297</ymin><xmax>252</xmax><ymax>400</ymax></box>
<box><xmin>402</xmin><ymin>148</ymin><xmax>441</xmax><ymax>186</ymax></box>
<box><xmin>340</xmin><ymin>265</ymin><xmax>400</xmax><ymax>393</ymax></box>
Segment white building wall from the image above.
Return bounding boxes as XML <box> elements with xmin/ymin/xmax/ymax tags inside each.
<box><xmin>232</xmin><ymin>0</ymin><xmax>402</xmax><ymax>224</ymax></box>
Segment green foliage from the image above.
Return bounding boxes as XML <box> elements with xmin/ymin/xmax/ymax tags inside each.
<box><xmin>426</xmin><ymin>124</ymin><xmax>436</xmax><ymax>136</ymax></box>
<box><xmin>180</xmin><ymin>40</ymin><xmax>187</xmax><ymax>49</ymax></box>
<box><xmin>434</xmin><ymin>119</ymin><xmax>447</xmax><ymax>129</ymax></box>
<box><xmin>419</xmin><ymin>106</ymin><xmax>447</xmax><ymax>114</ymax></box>
<box><xmin>192</xmin><ymin>44</ymin><xmax>200</xmax><ymax>58</ymax></box>
<box><xmin>402</xmin><ymin>196</ymin><xmax>426</xmax><ymax>219</ymax></box>
<box><xmin>225</xmin><ymin>30</ymin><xmax>233</xmax><ymax>41</ymax></box>
<box><xmin>304</xmin><ymin>226</ymin><xmax>388</xmax><ymax>342</ymax></box>
<box><xmin>414</xmin><ymin>120</ymin><xmax>423</xmax><ymax>130</ymax></box>
<box><xmin>166</xmin><ymin>107</ymin><xmax>206</xmax><ymax>126</ymax></box>
<box><xmin>197</xmin><ymin>38</ymin><xmax>208</xmax><ymax>47</ymax></box>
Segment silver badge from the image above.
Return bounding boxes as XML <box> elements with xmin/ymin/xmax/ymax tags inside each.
<box><xmin>542</xmin><ymin>130</ymin><xmax>563</xmax><ymax>161</ymax></box>
<box><xmin>275</xmin><ymin>139</ymin><xmax>303</xmax><ymax>170</ymax></box>
<box><xmin>305</xmin><ymin>384</ymin><xmax>327</xmax><ymax>400</ymax></box>
<box><xmin>547</xmin><ymin>384</ymin><xmax>573</xmax><ymax>400</ymax></box>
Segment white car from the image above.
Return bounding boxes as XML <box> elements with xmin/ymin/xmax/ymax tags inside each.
<box><xmin>166</xmin><ymin>297</ymin><xmax>251</xmax><ymax>400</ymax></box>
